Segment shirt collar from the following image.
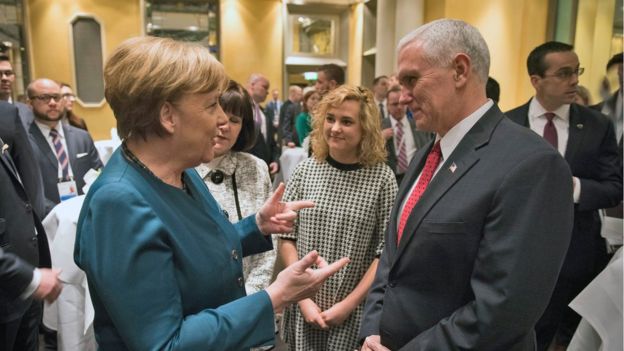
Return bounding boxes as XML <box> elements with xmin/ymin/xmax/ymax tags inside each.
<box><xmin>35</xmin><ymin>120</ymin><xmax>64</xmax><ymax>139</ymax></box>
<box><xmin>528</xmin><ymin>97</ymin><xmax>570</xmax><ymax>123</ymax></box>
<box><xmin>389</xmin><ymin>115</ymin><xmax>407</xmax><ymax>127</ymax></box>
<box><xmin>438</xmin><ymin>99</ymin><xmax>494</xmax><ymax>161</ymax></box>
<box><xmin>196</xmin><ymin>152</ymin><xmax>237</xmax><ymax>179</ymax></box>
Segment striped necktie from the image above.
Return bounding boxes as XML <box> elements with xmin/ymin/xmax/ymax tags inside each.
<box><xmin>395</xmin><ymin>122</ymin><xmax>408</xmax><ymax>174</ymax></box>
<box><xmin>49</xmin><ymin>128</ymin><xmax>69</xmax><ymax>179</ymax></box>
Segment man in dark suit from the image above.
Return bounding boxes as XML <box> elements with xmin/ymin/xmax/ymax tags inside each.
<box><xmin>382</xmin><ymin>85</ymin><xmax>431</xmax><ymax>184</ymax></box>
<box><xmin>0</xmin><ymin>55</ymin><xmax>35</xmax><ymax>129</ymax></box>
<box><xmin>592</xmin><ymin>52</ymin><xmax>622</xmax><ymax>161</ymax></box>
<box><xmin>26</xmin><ymin>79</ymin><xmax>102</xmax><ymax>214</ymax></box>
<box><xmin>246</xmin><ymin>74</ymin><xmax>280</xmax><ymax>175</ymax></box>
<box><xmin>0</xmin><ymin>103</ymin><xmax>62</xmax><ymax>351</ymax></box>
<box><xmin>506</xmin><ymin>42</ymin><xmax>622</xmax><ymax>351</ymax></box>
<box><xmin>359</xmin><ymin>19</ymin><xmax>574</xmax><ymax>351</ymax></box>
<box><xmin>278</xmin><ymin>85</ymin><xmax>302</xmax><ymax>147</ymax></box>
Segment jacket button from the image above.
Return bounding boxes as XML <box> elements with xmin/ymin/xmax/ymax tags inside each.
<box><xmin>388</xmin><ymin>281</ymin><xmax>396</xmax><ymax>288</ymax></box>
<box><xmin>237</xmin><ymin>277</ymin><xmax>244</xmax><ymax>287</ymax></box>
<box><xmin>31</xmin><ymin>236</ymin><xmax>38</xmax><ymax>242</ymax></box>
<box><xmin>231</xmin><ymin>249</ymin><xmax>239</xmax><ymax>260</ymax></box>
<box><xmin>25</xmin><ymin>203</ymin><xmax>32</xmax><ymax>212</ymax></box>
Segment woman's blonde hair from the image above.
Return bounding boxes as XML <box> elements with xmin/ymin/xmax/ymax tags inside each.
<box><xmin>104</xmin><ymin>36</ymin><xmax>228</xmax><ymax>140</ymax></box>
<box><xmin>310</xmin><ymin>85</ymin><xmax>386</xmax><ymax>167</ymax></box>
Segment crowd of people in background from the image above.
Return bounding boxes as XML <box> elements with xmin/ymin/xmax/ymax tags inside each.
<box><xmin>0</xmin><ymin>17</ymin><xmax>621</xmax><ymax>351</ymax></box>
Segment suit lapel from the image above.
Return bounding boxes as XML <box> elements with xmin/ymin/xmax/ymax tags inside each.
<box><xmin>0</xmin><ymin>138</ymin><xmax>23</xmax><ymax>186</ymax></box>
<box><xmin>564</xmin><ymin>104</ymin><xmax>584</xmax><ymax>164</ymax></box>
<box><xmin>63</xmin><ymin>124</ymin><xmax>79</xmax><ymax>173</ymax></box>
<box><xmin>29</xmin><ymin>121</ymin><xmax>58</xmax><ymax>168</ymax></box>
<box><xmin>392</xmin><ymin>106</ymin><xmax>503</xmax><ymax>263</ymax></box>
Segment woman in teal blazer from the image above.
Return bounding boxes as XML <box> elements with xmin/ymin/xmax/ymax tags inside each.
<box><xmin>73</xmin><ymin>36</ymin><xmax>348</xmax><ymax>351</ymax></box>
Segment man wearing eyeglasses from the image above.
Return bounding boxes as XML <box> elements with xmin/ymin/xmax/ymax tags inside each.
<box><xmin>25</xmin><ymin>78</ymin><xmax>102</xmax><ymax>215</ymax></box>
<box><xmin>506</xmin><ymin>41</ymin><xmax>622</xmax><ymax>351</ymax></box>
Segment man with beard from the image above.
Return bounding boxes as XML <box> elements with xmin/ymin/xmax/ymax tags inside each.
<box><xmin>26</xmin><ymin>79</ymin><xmax>102</xmax><ymax>214</ymax></box>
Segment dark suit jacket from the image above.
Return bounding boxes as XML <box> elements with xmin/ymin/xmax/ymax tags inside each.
<box><xmin>0</xmin><ymin>102</ymin><xmax>46</xmax><ymax>218</ymax></box>
<box><xmin>248</xmin><ymin>106</ymin><xmax>280</xmax><ymax>167</ymax></box>
<box><xmin>360</xmin><ymin>105</ymin><xmax>574</xmax><ymax>350</ymax></box>
<box><xmin>0</xmin><ymin>136</ymin><xmax>50</xmax><ymax>323</ymax></box>
<box><xmin>0</xmin><ymin>247</ymin><xmax>33</xmax><ymax>300</ymax></box>
<box><xmin>279</xmin><ymin>100</ymin><xmax>301</xmax><ymax>146</ymax></box>
<box><xmin>27</xmin><ymin>120</ymin><xmax>103</xmax><ymax>214</ymax></box>
<box><xmin>381</xmin><ymin>117</ymin><xmax>432</xmax><ymax>176</ymax></box>
<box><xmin>591</xmin><ymin>90</ymin><xmax>623</xmax><ymax>166</ymax></box>
<box><xmin>507</xmin><ymin>101</ymin><xmax>622</xmax><ymax>283</ymax></box>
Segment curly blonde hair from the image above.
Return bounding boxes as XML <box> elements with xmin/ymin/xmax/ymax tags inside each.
<box><xmin>310</xmin><ymin>85</ymin><xmax>386</xmax><ymax>167</ymax></box>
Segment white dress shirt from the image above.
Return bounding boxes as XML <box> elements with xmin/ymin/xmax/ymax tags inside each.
<box><xmin>389</xmin><ymin>115</ymin><xmax>417</xmax><ymax>163</ymax></box>
<box><xmin>400</xmin><ymin>99</ymin><xmax>494</xmax><ymax>213</ymax></box>
<box><xmin>528</xmin><ymin>97</ymin><xmax>580</xmax><ymax>202</ymax></box>
<box><xmin>35</xmin><ymin>121</ymin><xmax>75</xmax><ymax>179</ymax></box>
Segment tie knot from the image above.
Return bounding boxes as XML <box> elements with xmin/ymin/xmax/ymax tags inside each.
<box><xmin>544</xmin><ymin>112</ymin><xmax>556</xmax><ymax>122</ymax></box>
<box><xmin>49</xmin><ymin>128</ymin><xmax>59</xmax><ymax>138</ymax></box>
<box><xmin>431</xmin><ymin>140</ymin><xmax>442</xmax><ymax>156</ymax></box>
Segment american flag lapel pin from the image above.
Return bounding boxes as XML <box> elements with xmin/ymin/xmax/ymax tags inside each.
<box><xmin>449</xmin><ymin>162</ymin><xmax>457</xmax><ymax>173</ymax></box>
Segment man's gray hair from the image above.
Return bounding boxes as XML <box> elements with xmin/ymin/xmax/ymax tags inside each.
<box><xmin>398</xmin><ymin>19</ymin><xmax>490</xmax><ymax>83</ymax></box>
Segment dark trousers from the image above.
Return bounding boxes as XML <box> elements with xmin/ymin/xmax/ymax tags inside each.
<box><xmin>0</xmin><ymin>300</ymin><xmax>42</xmax><ymax>351</ymax></box>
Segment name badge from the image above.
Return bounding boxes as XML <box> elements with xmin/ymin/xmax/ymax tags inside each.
<box><xmin>57</xmin><ymin>179</ymin><xmax>78</xmax><ymax>201</ymax></box>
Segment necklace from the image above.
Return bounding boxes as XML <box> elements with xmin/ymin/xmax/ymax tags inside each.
<box><xmin>121</xmin><ymin>142</ymin><xmax>188</xmax><ymax>192</ymax></box>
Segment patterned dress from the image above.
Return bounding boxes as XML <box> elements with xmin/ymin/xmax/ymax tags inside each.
<box><xmin>196</xmin><ymin>151</ymin><xmax>276</xmax><ymax>295</ymax></box>
<box><xmin>278</xmin><ymin>157</ymin><xmax>397</xmax><ymax>351</ymax></box>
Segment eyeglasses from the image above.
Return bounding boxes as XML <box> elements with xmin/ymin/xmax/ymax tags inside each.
<box><xmin>0</xmin><ymin>70</ymin><xmax>14</xmax><ymax>78</ymax></box>
<box><xmin>62</xmin><ymin>93</ymin><xmax>76</xmax><ymax>100</ymax></box>
<box><xmin>29</xmin><ymin>94</ymin><xmax>63</xmax><ymax>103</ymax></box>
<box><xmin>543</xmin><ymin>67</ymin><xmax>585</xmax><ymax>80</ymax></box>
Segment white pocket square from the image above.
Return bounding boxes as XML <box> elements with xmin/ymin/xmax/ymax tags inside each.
<box><xmin>76</xmin><ymin>153</ymin><xmax>88</xmax><ymax>158</ymax></box>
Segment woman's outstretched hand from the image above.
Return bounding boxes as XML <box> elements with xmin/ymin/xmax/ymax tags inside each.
<box><xmin>266</xmin><ymin>251</ymin><xmax>350</xmax><ymax>313</ymax></box>
<box><xmin>256</xmin><ymin>183</ymin><xmax>314</xmax><ymax>235</ymax></box>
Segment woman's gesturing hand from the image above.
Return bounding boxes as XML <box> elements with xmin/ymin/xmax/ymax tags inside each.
<box><xmin>256</xmin><ymin>183</ymin><xmax>314</xmax><ymax>235</ymax></box>
<box><xmin>266</xmin><ymin>251</ymin><xmax>349</xmax><ymax>313</ymax></box>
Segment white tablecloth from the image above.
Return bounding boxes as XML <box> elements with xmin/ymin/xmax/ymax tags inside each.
<box><xmin>279</xmin><ymin>147</ymin><xmax>308</xmax><ymax>183</ymax></box>
<box><xmin>42</xmin><ymin>196</ymin><xmax>96</xmax><ymax>351</ymax></box>
<box><xmin>568</xmin><ymin>248</ymin><xmax>622</xmax><ymax>351</ymax></box>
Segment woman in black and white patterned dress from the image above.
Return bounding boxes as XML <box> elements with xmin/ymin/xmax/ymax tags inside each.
<box><xmin>277</xmin><ymin>85</ymin><xmax>398</xmax><ymax>351</ymax></box>
<box><xmin>196</xmin><ymin>80</ymin><xmax>276</xmax><ymax>296</ymax></box>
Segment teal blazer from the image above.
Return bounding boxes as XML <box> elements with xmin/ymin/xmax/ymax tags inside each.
<box><xmin>74</xmin><ymin>149</ymin><xmax>275</xmax><ymax>351</ymax></box>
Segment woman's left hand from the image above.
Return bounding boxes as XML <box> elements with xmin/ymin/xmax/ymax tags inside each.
<box><xmin>321</xmin><ymin>301</ymin><xmax>352</xmax><ymax>327</ymax></box>
<box><xmin>256</xmin><ymin>183</ymin><xmax>314</xmax><ymax>235</ymax></box>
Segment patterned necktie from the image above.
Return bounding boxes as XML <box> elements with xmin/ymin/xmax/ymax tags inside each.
<box><xmin>395</xmin><ymin>122</ymin><xmax>408</xmax><ymax>174</ymax></box>
<box><xmin>543</xmin><ymin>112</ymin><xmax>558</xmax><ymax>149</ymax></box>
<box><xmin>397</xmin><ymin>141</ymin><xmax>442</xmax><ymax>243</ymax></box>
<box><xmin>379</xmin><ymin>102</ymin><xmax>385</xmax><ymax>119</ymax></box>
<box><xmin>49</xmin><ymin>128</ymin><xmax>69</xmax><ymax>179</ymax></box>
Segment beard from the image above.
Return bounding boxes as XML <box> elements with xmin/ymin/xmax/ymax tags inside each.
<box><xmin>33</xmin><ymin>108</ymin><xmax>63</xmax><ymax>123</ymax></box>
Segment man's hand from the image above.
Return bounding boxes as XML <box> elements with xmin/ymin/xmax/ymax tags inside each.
<box><xmin>361</xmin><ymin>335</ymin><xmax>390</xmax><ymax>351</ymax></box>
<box><xmin>269</xmin><ymin>162</ymin><xmax>279</xmax><ymax>175</ymax></box>
<box><xmin>381</xmin><ymin>128</ymin><xmax>394</xmax><ymax>140</ymax></box>
<box><xmin>266</xmin><ymin>250</ymin><xmax>349</xmax><ymax>312</ymax></box>
<box><xmin>32</xmin><ymin>268</ymin><xmax>62</xmax><ymax>303</ymax></box>
<box><xmin>256</xmin><ymin>183</ymin><xmax>314</xmax><ymax>234</ymax></box>
<box><xmin>299</xmin><ymin>299</ymin><xmax>328</xmax><ymax>330</ymax></box>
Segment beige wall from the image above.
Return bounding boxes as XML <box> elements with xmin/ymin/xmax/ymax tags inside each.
<box><xmin>220</xmin><ymin>0</ymin><xmax>283</xmax><ymax>100</ymax></box>
<box><xmin>424</xmin><ymin>0</ymin><xmax>550</xmax><ymax>111</ymax></box>
<box><xmin>575</xmin><ymin>0</ymin><xmax>616</xmax><ymax>104</ymax></box>
<box><xmin>25</xmin><ymin>0</ymin><xmax>142</xmax><ymax>140</ymax></box>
